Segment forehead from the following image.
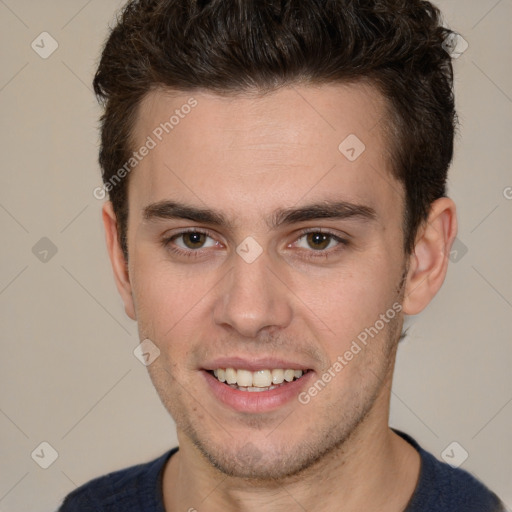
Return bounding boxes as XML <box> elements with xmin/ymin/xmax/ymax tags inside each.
<box><xmin>135</xmin><ymin>82</ymin><xmax>387</xmax><ymax>153</ymax></box>
<box><xmin>128</xmin><ymin>82</ymin><xmax>402</xmax><ymax>229</ymax></box>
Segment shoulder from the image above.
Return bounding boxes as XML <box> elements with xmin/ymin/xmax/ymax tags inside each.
<box><xmin>57</xmin><ymin>448</ymin><xmax>177</xmax><ymax>511</ymax></box>
<box><xmin>392</xmin><ymin>429</ymin><xmax>506</xmax><ymax>512</ymax></box>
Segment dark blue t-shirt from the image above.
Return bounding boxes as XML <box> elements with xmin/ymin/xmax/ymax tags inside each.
<box><xmin>59</xmin><ymin>429</ymin><xmax>506</xmax><ymax>511</ymax></box>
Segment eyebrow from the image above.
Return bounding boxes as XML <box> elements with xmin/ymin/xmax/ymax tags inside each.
<box><xmin>142</xmin><ymin>200</ymin><xmax>377</xmax><ymax>229</ymax></box>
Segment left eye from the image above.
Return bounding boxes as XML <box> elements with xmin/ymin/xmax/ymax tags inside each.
<box><xmin>295</xmin><ymin>232</ymin><xmax>343</xmax><ymax>251</ymax></box>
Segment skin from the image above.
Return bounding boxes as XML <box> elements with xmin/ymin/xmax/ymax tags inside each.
<box><xmin>103</xmin><ymin>82</ymin><xmax>457</xmax><ymax>511</ymax></box>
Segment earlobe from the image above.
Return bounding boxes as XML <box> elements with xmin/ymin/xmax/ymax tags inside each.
<box><xmin>402</xmin><ymin>197</ymin><xmax>458</xmax><ymax>316</ymax></box>
<box><xmin>102</xmin><ymin>202</ymin><xmax>136</xmax><ymax>320</ymax></box>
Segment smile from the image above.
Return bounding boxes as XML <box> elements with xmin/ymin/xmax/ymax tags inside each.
<box><xmin>209</xmin><ymin>368</ymin><xmax>309</xmax><ymax>391</ymax></box>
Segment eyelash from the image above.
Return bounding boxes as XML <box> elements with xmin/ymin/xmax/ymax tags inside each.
<box><xmin>161</xmin><ymin>228</ymin><xmax>349</xmax><ymax>260</ymax></box>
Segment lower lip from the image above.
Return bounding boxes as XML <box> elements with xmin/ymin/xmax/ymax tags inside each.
<box><xmin>202</xmin><ymin>370</ymin><xmax>315</xmax><ymax>413</ymax></box>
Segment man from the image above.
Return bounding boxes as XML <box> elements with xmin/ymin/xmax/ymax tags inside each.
<box><xmin>60</xmin><ymin>0</ymin><xmax>506</xmax><ymax>510</ymax></box>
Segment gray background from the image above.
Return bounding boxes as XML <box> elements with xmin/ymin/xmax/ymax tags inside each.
<box><xmin>0</xmin><ymin>1</ymin><xmax>511</xmax><ymax>510</ymax></box>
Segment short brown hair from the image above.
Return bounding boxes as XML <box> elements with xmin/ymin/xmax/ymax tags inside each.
<box><xmin>93</xmin><ymin>0</ymin><xmax>457</xmax><ymax>259</ymax></box>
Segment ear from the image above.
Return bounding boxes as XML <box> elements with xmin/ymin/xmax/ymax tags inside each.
<box><xmin>402</xmin><ymin>197</ymin><xmax>458</xmax><ymax>316</ymax></box>
<box><xmin>102</xmin><ymin>202</ymin><xmax>136</xmax><ymax>320</ymax></box>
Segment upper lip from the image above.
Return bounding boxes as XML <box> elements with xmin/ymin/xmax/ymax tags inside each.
<box><xmin>202</xmin><ymin>357</ymin><xmax>314</xmax><ymax>372</ymax></box>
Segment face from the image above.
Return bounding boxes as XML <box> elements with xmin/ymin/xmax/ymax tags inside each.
<box><xmin>120</xmin><ymin>83</ymin><xmax>409</xmax><ymax>479</ymax></box>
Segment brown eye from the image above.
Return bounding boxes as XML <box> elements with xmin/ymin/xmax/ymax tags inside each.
<box><xmin>305</xmin><ymin>232</ymin><xmax>332</xmax><ymax>250</ymax></box>
<box><xmin>292</xmin><ymin>230</ymin><xmax>349</xmax><ymax>259</ymax></box>
<box><xmin>165</xmin><ymin>230</ymin><xmax>218</xmax><ymax>252</ymax></box>
<box><xmin>181</xmin><ymin>232</ymin><xmax>208</xmax><ymax>249</ymax></box>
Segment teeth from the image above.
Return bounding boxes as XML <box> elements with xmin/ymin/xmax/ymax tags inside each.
<box><xmin>237</xmin><ymin>369</ymin><xmax>253</xmax><ymax>387</ymax></box>
<box><xmin>253</xmin><ymin>370</ymin><xmax>272</xmax><ymax>387</ymax></box>
<box><xmin>284</xmin><ymin>369</ymin><xmax>295</xmax><ymax>382</ymax></box>
<box><xmin>225</xmin><ymin>368</ymin><xmax>237</xmax><ymax>384</ymax></box>
<box><xmin>212</xmin><ymin>368</ymin><xmax>305</xmax><ymax>388</ymax></box>
<box><xmin>272</xmin><ymin>369</ymin><xmax>284</xmax><ymax>384</ymax></box>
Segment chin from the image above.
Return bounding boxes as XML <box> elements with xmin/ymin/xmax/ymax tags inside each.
<box><xmin>198</xmin><ymin>443</ymin><xmax>312</xmax><ymax>481</ymax></box>
<box><xmin>188</xmin><ymin>423</ymin><xmax>356</xmax><ymax>482</ymax></box>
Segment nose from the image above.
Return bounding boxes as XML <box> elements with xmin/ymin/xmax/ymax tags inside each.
<box><xmin>213</xmin><ymin>249</ymin><xmax>293</xmax><ymax>339</ymax></box>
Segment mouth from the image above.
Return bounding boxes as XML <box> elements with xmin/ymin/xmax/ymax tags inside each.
<box><xmin>201</xmin><ymin>357</ymin><xmax>316</xmax><ymax>413</ymax></box>
<box><xmin>207</xmin><ymin>368</ymin><xmax>311</xmax><ymax>392</ymax></box>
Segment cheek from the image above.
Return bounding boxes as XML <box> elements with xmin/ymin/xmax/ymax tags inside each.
<box><xmin>294</xmin><ymin>256</ymin><xmax>402</xmax><ymax>349</ymax></box>
<box><xmin>130</xmin><ymin>255</ymin><xmax>215</xmax><ymax>344</ymax></box>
